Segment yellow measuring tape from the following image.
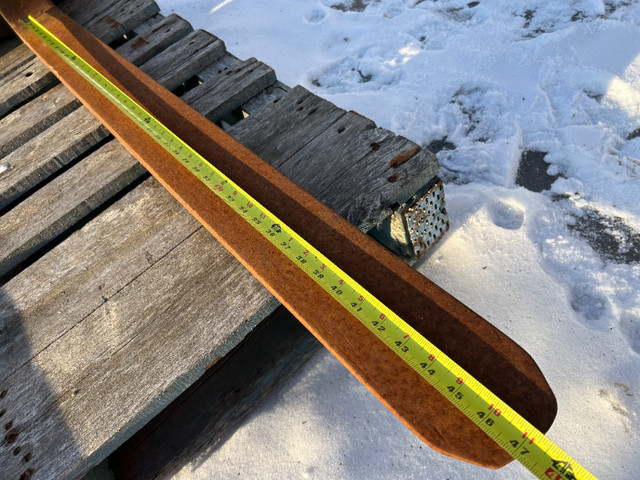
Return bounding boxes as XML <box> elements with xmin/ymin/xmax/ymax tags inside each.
<box><xmin>23</xmin><ymin>15</ymin><xmax>597</xmax><ymax>480</ymax></box>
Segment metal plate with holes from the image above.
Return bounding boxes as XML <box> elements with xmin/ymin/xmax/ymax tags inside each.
<box><xmin>404</xmin><ymin>180</ymin><xmax>449</xmax><ymax>258</ymax></box>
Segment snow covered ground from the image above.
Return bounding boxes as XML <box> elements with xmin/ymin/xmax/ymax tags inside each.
<box><xmin>155</xmin><ymin>1</ymin><xmax>640</xmax><ymax>478</ymax></box>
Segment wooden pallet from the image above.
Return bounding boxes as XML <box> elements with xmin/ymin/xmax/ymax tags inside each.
<box><xmin>0</xmin><ymin>2</ymin><xmax>444</xmax><ymax>479</ymax></box>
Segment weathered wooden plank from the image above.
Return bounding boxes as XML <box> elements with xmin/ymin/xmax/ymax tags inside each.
<box><xmin>56</xmin><ymin>0</ymin><xmax>125</xmax><ymax>27</ymax></box>
<box><xmin>239</xmin><ymin>80</ymin><xmax>289</xmax><ymax>117</ymax></box>
<box><xmin>0</xmin><ymin>107</ymin><xmax>110</xmax><ymax>211</ymax></box>
<box><xmin>194</xmin><ymin>51</ymin><xmax>241</xmax><ymax>82</ymax></box>
<box><xmin>234</xmin><ymin>86</ymin><xmax>440</xmax><ymax>229</ymax></box>
<box><xmin>0</xmin><ymin>42</ymin><xmax>33</xmax><ymax>79</ymax></box>
<box><xmin>274</xmin><ymin>111</ymin><xmax>394</xmax><ymax>195</ymax></box>
<box><xmin>139</xmin><ymin>29</ymin><xmax>226</xmax><ymax>91</ymax></box>
<box><xmin>0</xmin><ymin>84</ymin><xmax>79</xmax><ymax>158</ymax></box>
<box><xmin>0</xmin><ymin>141</ymin><xmax>145</xmax><ymax>278</ymax></box>
<box><xmin>0</xmin><ymin>353</ymin><xmax>77</xmax><ymax>480</ymax></box>
<box><xmin>58</xmin><ymin>0</ymin><xmax>161</xmax><ymax>45</ymax></box>
<box><xmin>0</xmin><ymin>14</ymin><xmax>194</xmax><ymax>162</ymax></box>
<box><xmin>228</xmin><ymin>85</ymin><xmax>346</xmax><ymax>162</ymax></box>
<box><xmin>0</xmin><ymin>53</ymin><xmax>56</xmax><ymax>117</ymax></box>
<box><xmin>0</xmin><ymin>15</ymin><xmax>232</xmax><ymax>281</ymax></box>
<box><xmin>130</xmin><ymin>13</ymin><xmax>166</xmax><ymax>36</ymax></box>
<box><xmin>110</xmin><ymin>305</ymin><xmax>320</xmax><ymax>480</ymax></box>
<box><xmin>0</xmin><ymin>178</ymin><xmax>203</xmax><ymax>384</ymax></box>
<box><xmin>183</xmin><ymin>57</ymin><xmax>277</xmax><ymax>122</ymax></box>
<box><xmin>115</xmin><ymin>13</ymin><xmax>192</xmax><ymax>67</ymax></box>
<box><xmin>0</xmin><ymin>180</ymin><xmax>278</xmax><ymax>480</ymax></box>
<box><xmin>85</xmin><ymin>0</ymin><xmax>161</xmax><ymax>45</ymax></box>
<box><xmin>322</xmin><ymin>141</ymin><xmax>440</xmax><ymax>231</ymax></box>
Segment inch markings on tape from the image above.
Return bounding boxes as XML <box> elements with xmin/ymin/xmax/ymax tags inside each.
<box><xmin>23</xmin><ymin>15</ymin><xmax>597</xmax><ymax>480</ymax></box>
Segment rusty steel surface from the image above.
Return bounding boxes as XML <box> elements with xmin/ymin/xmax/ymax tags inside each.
<box><xmin>1</xmin><ymin>0</ymin><xmax>557</xmax><ymax>468</ymax></box>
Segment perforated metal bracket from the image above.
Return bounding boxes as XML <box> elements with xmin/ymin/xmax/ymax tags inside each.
<box><xmin>404</xmin><ymin>179</ymin><xmax>449</xmax><ymax>258</ymax></box>
<box><xmin>369</xmin><ymin>177</ymin><xmax>449</xmax><ymax>262</ymax></box>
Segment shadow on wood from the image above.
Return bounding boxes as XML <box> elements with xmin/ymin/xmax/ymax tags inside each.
<box><xmin>0</xmin><ymin>286</ymin><xmax>82</xmax><ymax>479</ymax></box>
<box><xmin>109</xmin><ymin>306</ymin><xmax>320</xmax><ymax>479</ymax></box>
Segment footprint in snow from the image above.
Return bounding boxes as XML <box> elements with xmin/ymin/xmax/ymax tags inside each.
<box><xmin>619</xmin><ymin>313</ymin><xmax>640</xmax><ymax>355</ymax></box>
<box><xmin>598</xmin><ymin>386</ymin><xmax>633</xmax><ymax>434</ymax></box>
<box><xmin>304</xmin><ymin>9</ymin><xmax>326</xmax><ymax>24</ymax></box>
<box><xmin>488</xmin><ymin>198</ymin><xmax>525</xmax><ymax>230</ymax></box>
<box><xmin>569</xmin><ymin>283</ymin><xmax>611</xmax><ymax>330</ymax></box>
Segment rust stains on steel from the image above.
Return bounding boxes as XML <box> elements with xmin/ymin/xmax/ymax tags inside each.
<box><xmin>1</xmin><ymin>0</ymin><xmax>557</xmax><ymax>468</ymax></box>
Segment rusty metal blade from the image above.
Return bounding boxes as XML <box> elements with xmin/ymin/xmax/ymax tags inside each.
<box><xmin>0</xmin><ymin>0</ymin><xmax>557</xmax><ymax>468</ymax></box>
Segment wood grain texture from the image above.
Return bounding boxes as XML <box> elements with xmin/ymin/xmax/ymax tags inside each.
<box><xmin>129</xmin><ymin>13</ymin><xmax>165</xmax><ymax>37</ymax></box>
<box><xmin>115</xmin><ymin>13</ymin><xmax>192</xmax><ymax>67</ymax></box>
<box><xmin>324</xmin><ymin>142</ymin><xmax>440</xmax><ymax>231</ymax></box>
<box><xmin>0</xmin><ymin>140</ymin><xmax>145</xmax><ymax>277</ymax></box>
<box><xmin>139</xmin><ymin>29</ymin><xmax>225</xmax><ymax>91</ymax></box>
<box><xmin>0</xmin><ymin>51</ymin><xmax>55</xmax><ymax>117</ymax></box>
<box><xmin>0</xmin><ymin>42</ymin><xmax>33</xmax><ymax>79</ymax></box>
<box><xmin>1</xmin><ymin>217</ymin><xmax>278</xmax><ymax>480</ymax></box>
<box><xmin>183</xmin><ymin>57</ymin><xmax>277</xmax><ymax>122</ymax></box>
<box><xmin>0</xmin><ymin>174</ymin><xmax>275</xmax><ymax>478</ymax></box>
<box><xmin>0</xmin><ymin>177</ymin><xmax>203</xmax><ymax>378</ymax></box>
<box><xmin>228</xmin><ymin>85</ymin><xmax>346</xmax><ymax>163</ymax></box>
<box><xmin>0</xmin><ymin>83</ymin><xmax>79</xmax><ymax>158</ymax></box>
<box><xmin>0</xmin><ymin>106</ymin><xmax>110</xmax><ymax>210</ymax></box>
<box><xmin>110</xmin><ymin>305</ymin><xmax>320</xmax><ymax>480</ymax></box>
<box><xmin>55</xmin><ymin>0</ymin><xmax>128</xmax><ymax>26</ymax></box>
<box><xmin>58</xmin><ymin>0</ymin><xmax>160</xmax><ymax>45</ymax></box>
<box><xmin>229</xmin><ymin>86</ymin><xmax>441</xmax><ymax>229</ymax></box>
<box><xmin>277</xmin><ymin>110</ymin><xmax>384</xmax><ymax>172</ymax></box>
<box><xmin>239</xmin><ymin>80</ymin><xmax>289</xmax><ymax>116</ymax></box>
